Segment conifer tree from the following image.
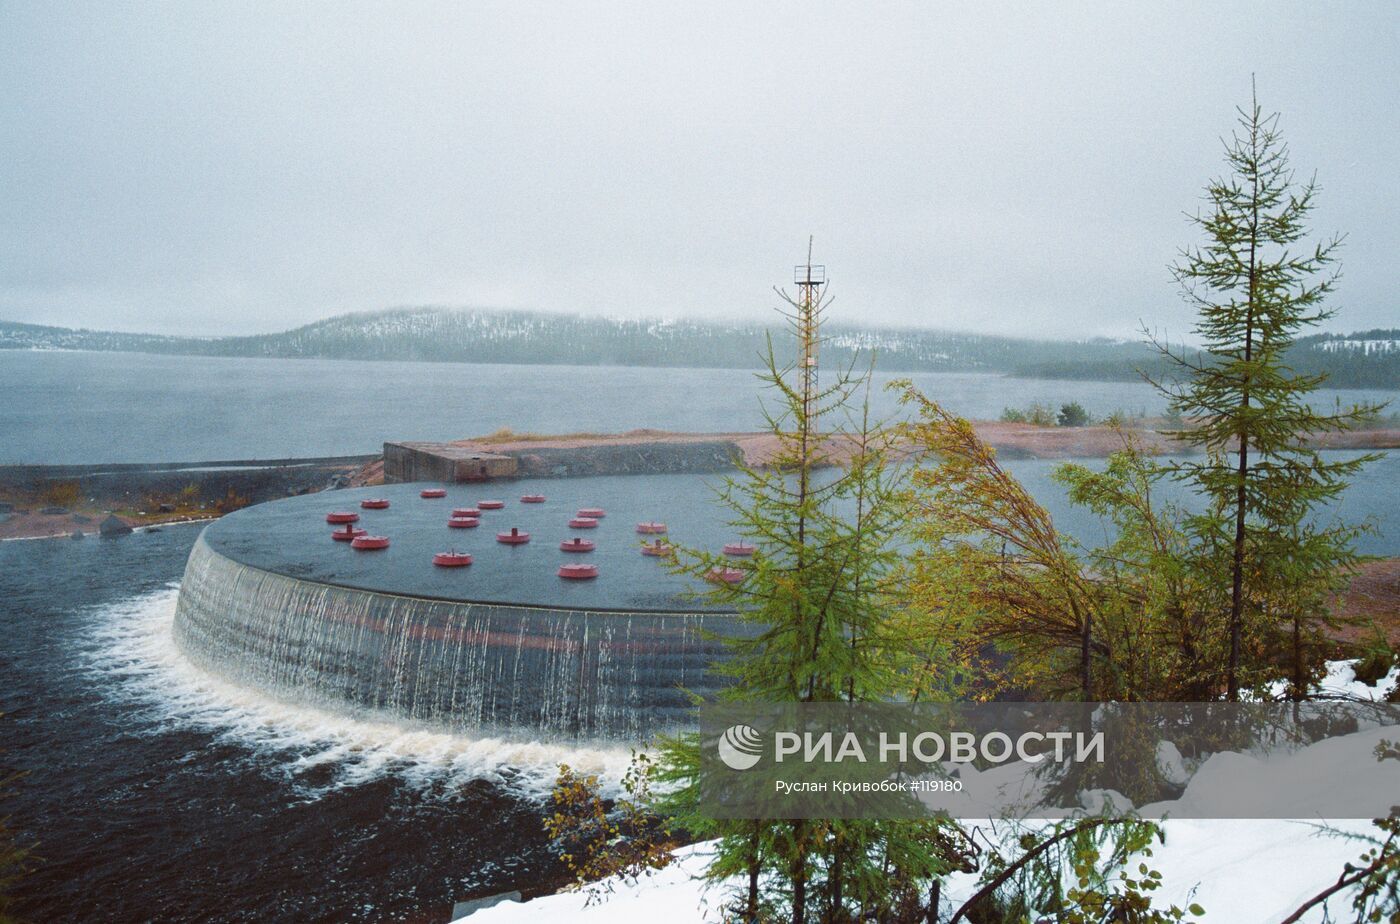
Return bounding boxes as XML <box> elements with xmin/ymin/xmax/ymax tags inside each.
<box><xmin>651</xmin><ymin>253</ymin><xmax>966</xmax><ymax>922</ymax></box>
<box><xmin>1150</xmin><ymin>84</ymin><xmax>1382</xmax><ymax>700</ymax></box>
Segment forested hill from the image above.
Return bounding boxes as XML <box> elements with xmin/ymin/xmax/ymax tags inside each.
<box><xmin>2</xmin><ymin>309</ymin><xmax>1396</xmax><ymax>388</ymax></box>
<box><xmin>1013</xmin><ymin>330</ymin><xmax>1400</xmax><ymax>389</ymax></box>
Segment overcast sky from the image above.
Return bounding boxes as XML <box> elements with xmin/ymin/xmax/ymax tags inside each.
<box><xmin>2</xmin><ymin>2</ymin><xmax>1396</xmax><ymax>340</ymax></box>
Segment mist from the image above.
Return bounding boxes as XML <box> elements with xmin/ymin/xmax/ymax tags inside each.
<box><xmin>2</xmin><ymin>2</ymin><xmax>1397</xmax><ymax>340</ymax></box>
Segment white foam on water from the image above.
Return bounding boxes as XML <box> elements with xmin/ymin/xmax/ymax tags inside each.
<box><xmin>80</xmin><ymin>584</ymin><xmax>636</xmax><ymax>799</ymax></box>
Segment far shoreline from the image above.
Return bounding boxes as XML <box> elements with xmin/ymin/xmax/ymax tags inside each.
<box><xmin>3</xmin><ymin>423</ymin><xmax>1398</xmax><ymax>543</ymax></box>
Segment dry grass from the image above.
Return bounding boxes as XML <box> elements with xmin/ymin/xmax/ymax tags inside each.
<box><xmin>470</xmin><ymin>427</ymin><xmax>610</xmax><ymax>445</ymax></box>
<box><xmin>466</xmin><ymin>427</ymin><xmax>687</xmax><ymax>445</ymax></box>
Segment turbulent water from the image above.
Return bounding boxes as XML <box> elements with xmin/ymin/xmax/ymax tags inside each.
<box><xmin>1</xmin><ymin>524</ymin><xmax>632</xmax><ymax>922</ymax></box>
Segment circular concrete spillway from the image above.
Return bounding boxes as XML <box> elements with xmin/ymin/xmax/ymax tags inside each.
<box><xmin>173</xmin><ymin>474</ymin><xmax>742</xmax><ymax>741</ymax></box>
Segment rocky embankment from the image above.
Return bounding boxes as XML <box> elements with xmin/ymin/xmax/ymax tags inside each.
<box><xmin>0</xmin><ymin>455</ymin><xmax>376</xmax><ymax>540</ymax></box>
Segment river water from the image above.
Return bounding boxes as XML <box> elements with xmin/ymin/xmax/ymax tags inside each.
<box><xmin>0</xmin><ymin>524</ymin><xmax>637</xmax><ymax>921</ymax></box>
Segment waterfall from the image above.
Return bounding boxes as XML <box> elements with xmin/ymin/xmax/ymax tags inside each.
<box><xmin>173</xmin><ymin>534</ymin><xmax>735</xmax><ymax>740</ymax></box>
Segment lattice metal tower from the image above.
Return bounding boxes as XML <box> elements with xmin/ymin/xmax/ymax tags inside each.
<box><xmin>794</xmin><ymin>237</ymin><xmax>826</xmax><ymax>425</ymax></box>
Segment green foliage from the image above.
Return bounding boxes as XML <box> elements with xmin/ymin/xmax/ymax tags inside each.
<box><xmin>998</xmin><ymin>403</ymin><xmax>1057</xmax><ymax>426</ymax></box>
<box><xmin>649</xmin><ymin>275</ymin><xmax>977</xmax><ymax>922</ymax></box>
<box><xmin>542</xmin><ymin>755</ymin><xmax>675</xmax><ymax>904</ymax></box>
<box><xmin>1149</xmin><ymin>86</ymin><xmax>1384</xmax><ymax>701</ymax></box>
<box><xmin>1057</xmin><ymin>402</ymin><xmax>1091</xmax><ymax>428</ymax></box>
<box><xmin>1352</xmin><ymin>633</ymin><xmax>1398</xmax><ymax>688</ymax></box>
<box><xmin>1052</xmin><ymin>432</ymin><xmax>1221</xmax><ymax>700</ymax></box>
<box><xmin>898</xmin><ymin>388</ymin><xmax>1100</xmax><ymax>699</ymax></box>
<box><xmin>1102</xmin><ymin>408</ymin><xmax>1132</xmax><ymax>429</ymax></box>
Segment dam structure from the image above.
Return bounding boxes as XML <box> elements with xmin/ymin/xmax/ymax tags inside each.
<box><xmin>173</xmin><ymin>473</ymin><xmax>742</xmax><ymax>741</ymax></box>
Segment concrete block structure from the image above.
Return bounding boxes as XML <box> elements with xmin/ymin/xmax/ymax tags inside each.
<box><xmin>382</xmin><ymin>442</ymin><xmax>517</xmax><ymax>483</ymax></box>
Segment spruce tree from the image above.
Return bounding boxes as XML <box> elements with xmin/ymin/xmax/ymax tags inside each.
<box><xmin>1150</xmin><ymin>84</ymin><xmax>1382</xmax><ymax>700</ymax></box>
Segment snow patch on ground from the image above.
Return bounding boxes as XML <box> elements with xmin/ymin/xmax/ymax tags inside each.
<box><xmin>466</xmin><ymin>818</ymin><xmax>1376</xmax><ymax>923</ymax></box>
<box><xmin>1272</xmin><ymin>657</ymin><xmax>1400</xmax><ymax>701</ymax></box>
<box><xmin>467</xmin><ymin>660</ymin><xmax>1399</xmax><ymax>923</ymax></box>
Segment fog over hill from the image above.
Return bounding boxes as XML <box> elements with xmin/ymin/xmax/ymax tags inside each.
<box><xmin>2</xmin><ymin>308</ymin><xmax>1397</xmax><ymax>388</ymax></box>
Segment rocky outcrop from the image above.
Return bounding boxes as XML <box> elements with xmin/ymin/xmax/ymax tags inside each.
<box><xmin>99</xmin><ymin>514</ymin><xmax>133</xmax><ymax>537</ymax></box>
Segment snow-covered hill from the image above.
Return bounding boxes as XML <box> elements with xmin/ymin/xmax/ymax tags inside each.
<box><xmin>3</xmin><ymin>309</ymin><xmax>1396</xmax><ymax>386</ymax></box>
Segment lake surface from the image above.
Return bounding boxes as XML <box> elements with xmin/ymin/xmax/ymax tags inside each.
<box><xmin>3</xmin><ymin>350</ymin><xmax>1394</xmax><ymax>464</ymax></box>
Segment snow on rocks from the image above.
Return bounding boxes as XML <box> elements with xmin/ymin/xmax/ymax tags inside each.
<box><xmin>467</xmin><ymin>843</ymin><xmax>726</xmax><ymax>924</ymax></box>
<box><xmin>1268</xmin><ymin>657</ymin><xmax>1399</xmax><ymax>702</ymax></box>
<box><xmin>1155</xmin><ymin>740</ymin><xmax>1191</xmax><ymax>787</ymax></box>
<box><xmin>465</xmin><ymin>819</ymin><xmax>1377</xmax><ymax>923</ymax></box>
<box><xmin>467</xmin><ymin>719</ymin><xmax>1398</xmax><ymax>923</ymax></box>
<box><xmin>465</xmin><ymin>660</ymin><xmax>1399</xmax><ymax>923</ymax></box>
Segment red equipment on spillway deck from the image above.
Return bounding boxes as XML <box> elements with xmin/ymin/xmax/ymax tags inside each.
<box><xmin>558</xmin><ymin>563</ymin><xmax>599</xmax><ymax>580</ymax></box>
<box><xmin>641</xmin><ymin>539</ymin><xmax>672</xmax><ymax>558</ymax></box>
<box><xmin>723</xmin><ymin>542</ymin><xmax>757</xmax><ymax>557</ymax></box>
<box><xmin>331</xmin><ymin>524</ymin><xmax>368</xmax><ymax>541</ymax></box>
<box><xmin>420</xmin><ymin>488</ymin><xmax>447</xmax><ymax>499</ymax></box>
<box><xmin>560</xmin><ymin>537</ymin><xmax>596</xmax><ymax>552</ymax></box>
<box><xmin>478</xmin><ymin>500</ymin><xmax>505</xmax><ymax>510</ymax></box>
<box><xmin>326</xmin><ymin>511</ymin><xmax>360</xmax><ymax>524</ymax></box>
<box><xmin>568</xmin><ymin>517</ymin><xmax>599</xmax><ymax>529</ymax></box>
<box><xmin>351</xmin><ymin>535</ymin><xmax>390</xmax><ymax>550</ymax></box>
<box><xmin>496</xmin><ymin>527</ymin><xmax>530</xmax><ymax>545</ymax></box>
<box><xmin>432</xmin><ymin>551</ymin><xmax>473</xmax><ymax>567</ymax></box>
<box><xmin>706</xmin><ymin>566</ymin><xmax>745</xmax><ymax>585</ymax></box>
<box><xmin>520</xmin><ymin>494</ymin><xmax>546</xmax><ymax>504</ymax></box>
<box><xmin>577</xmin><ymin>507</ymin><xmax>605</xmax><ymax>519</ymax></box>
<box><xmin>635</xmin><ymin>522</ymin><xmax>667</xmax><ymax>534</ymax></box>
<box><xmin>453</xmin><ymin>508</ymin><xmax>482</xmax><ymax>518</ymax></box>
<box><xmin>360</xmin><ymin>499</ymin><xmax>390</xmax><ymax>509</ymax></box>
<box><xmin>447</xmin><ymin>516</ymin><xmax>480</xmax><ymax>529</ymax></box>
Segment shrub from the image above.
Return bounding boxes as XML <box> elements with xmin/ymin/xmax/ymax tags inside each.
<box><xmin>1352</xmin><ymin>638</ymin><xmax>1397</xmax><ymax>687</ymax></box>
<box><xmin>1026</xmin><ymin>403</ymin><xmax>1057</xmax><ymax>426</ymax></box>
<box><xmin>41</xmin><ymin>480</ymin><xmax>81</xmax><ymax>509</ymax></box>
<box><xmin>543</xmin><ymin>756</ymin><xmax>675</xmax><ymax>903</ymax></box>
<box><xmin>1057</xmin><ymin>401</ymin><xmax>1091</xmax><ymax>427</ymax></box>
